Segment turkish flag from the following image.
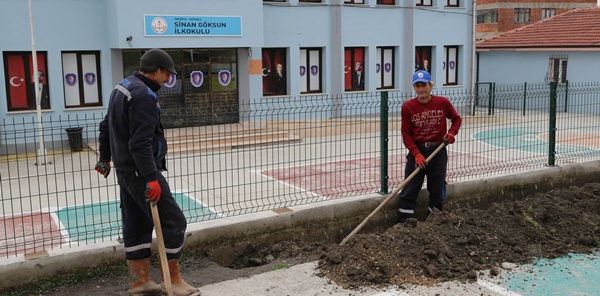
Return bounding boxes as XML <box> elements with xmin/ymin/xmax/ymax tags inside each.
<box><xmin>262</xmin><ymin>50</ymin><xmax>272</xmax><ymax>94</ymax></box>
<box><xmin>7</xmin><ymin>55</ymin><xmax>28</xmax><ymax>108</ymax></box>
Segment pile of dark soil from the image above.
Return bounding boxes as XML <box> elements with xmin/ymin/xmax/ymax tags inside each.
<box><xmin>317</xmin><ymin>183</ymin><xmax>600</xmax><ymax>289</ymax></box>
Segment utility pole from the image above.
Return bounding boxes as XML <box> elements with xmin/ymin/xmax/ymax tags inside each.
<box><xmin>29</xmin><ymin>0</ymin><xmax>47</xmax><ymax>165</ymax></box>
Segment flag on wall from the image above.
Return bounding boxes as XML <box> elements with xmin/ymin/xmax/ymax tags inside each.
<box><xmin>7</xmin><ymin>55</ymin><xmax>28</xmax><ymax>108</ymax></box>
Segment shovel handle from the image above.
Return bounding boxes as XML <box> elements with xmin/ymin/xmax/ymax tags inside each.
<box><xmin>151</xmin><ymin>204</ymin><xmax>173</xmax><ymax>296</ymax></box>
<box><xmin>339</xmin><ymin>143</ymin><xmax>446</xmax><ymax>246</ymax></box>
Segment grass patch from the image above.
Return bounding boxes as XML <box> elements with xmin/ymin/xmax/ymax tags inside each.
<box><xmin>272</xmin><ymin>263</ymin><xmax>291</xmax><ymax>270</ymax></box>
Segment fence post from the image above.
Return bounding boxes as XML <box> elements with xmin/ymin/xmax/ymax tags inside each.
<box><xmin>548</xmin><ymin>81</ymin><xmax>557</xmax><ymax>167</ymax></box>
<box><xmin>487</xmin><ymin>85</ymin><xmax>493</xmax><ymax>116</ymax></box>
<box><xmin>564</xmin><ymin>80</ymin><xmax>569</xmax><ymax>113</ymax></box>
<box><xmin>487</xmin><ymin>82</ymin><xmax>496</xmax><ymax>116</ymax></box>
<box><xmin>379</xmin><ymin>91</ymin><xmax>389</xmax><ymax>194</ymax></box>
<box><xmin>491</xmin><ymin>82</ymin><xmax>496</xmax><ymax>115</ymax></box>
<box><xmin>522</xmin><ymin>82</ymin><xmax>527</xmax><ymax>116</ymax></box>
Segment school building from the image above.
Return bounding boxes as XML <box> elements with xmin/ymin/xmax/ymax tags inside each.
<box><xmin>1</xmin><ymin>0</ymin><xmax>474</xmax><ymax>150</ymax></box>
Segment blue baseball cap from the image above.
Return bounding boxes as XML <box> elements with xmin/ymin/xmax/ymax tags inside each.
<box><xmin>412</xmin><ymin>70</ymin><xmax>431</xmax><ymax>84</ymax></box>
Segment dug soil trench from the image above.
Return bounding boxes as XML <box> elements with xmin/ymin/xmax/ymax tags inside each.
<box><xmin>3</xmin><ymin>182</ymin><xmax>600</xmax><ymax>295</ymax></box>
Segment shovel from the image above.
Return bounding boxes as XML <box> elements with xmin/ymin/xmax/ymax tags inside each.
<box><xmin>151</xmin><ymin>204</ymin><xmax>173</xmax><ymax>296</ymax></box>
<box><xmin>339</xmin><ymin>143</ymin><xmax>446</xmax><ymax>246</ymax></box>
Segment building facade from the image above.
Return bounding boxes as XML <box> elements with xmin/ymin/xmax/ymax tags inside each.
<box><xmin>477</xmin><ymin>7</ymin><xmax>600</xmax><ymax>87</ymax></box>
<box><xmin>476</xmin><ymin>0</ymin><xmax>597</xmax><ymax>40</ymax></box>
<box><xmin>1</xmin><ymin>0</ymin><xmax>474</xmax><ymax>140</ymax></box>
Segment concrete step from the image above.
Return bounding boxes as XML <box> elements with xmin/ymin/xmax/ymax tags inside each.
<box><xmin>88</xmin><ymin>123</ymin><xmax>302</xmax><ymax>156</ymax></box>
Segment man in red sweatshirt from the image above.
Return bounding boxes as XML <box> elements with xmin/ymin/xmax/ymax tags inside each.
<box><xmin>397</xmin><ymin>70</ymin><xmax>462</xmax><ymax>223</ymax></box>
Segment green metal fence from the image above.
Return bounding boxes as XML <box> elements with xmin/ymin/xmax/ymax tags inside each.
<box><xmin>1</xmin><ymin>81</ymin><xmax>599</xmax><ymax>258</ymax></box>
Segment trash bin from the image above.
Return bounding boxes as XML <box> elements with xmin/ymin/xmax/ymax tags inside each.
<box><xmin>65</xmin><ymin>127</ymin><xmax>84</xmax><ymax>152</ymax></box>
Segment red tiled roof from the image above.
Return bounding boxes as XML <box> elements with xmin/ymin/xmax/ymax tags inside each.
<box><xmin>477</xmin><ymin>7</ymin><xmax>600</xmax><ymax>50</ymax></box>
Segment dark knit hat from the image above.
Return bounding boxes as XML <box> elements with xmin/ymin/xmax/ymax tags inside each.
<box><xmin>140</xmin><ymin>48</ymin><xmax>177</xmax><ymax>74</ymax></box>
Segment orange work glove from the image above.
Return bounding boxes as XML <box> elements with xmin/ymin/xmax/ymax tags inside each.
<box><xmin>145</xmin><ymin>180</ymin><xmax>161</xmax><ymax>205</ymax></box>
<box><xmin>443</xmin><ymin>132</ymin><xmax>456</xmax><ymax>144</ymax></box>
<box><xmin>414</xmin><ymin>153</ymin><xmax>427</xmax><ymax>170</ymax></box>
<box><xmin>94</xmin><ymin>161</ymin><xmax>111</xmax><ymax>178</ymax></box>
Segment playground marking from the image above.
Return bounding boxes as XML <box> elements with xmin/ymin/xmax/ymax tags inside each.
<box><xmin>0</xmin><ymin>211</ymin><xmax>63</xmax><ymax>257</ymax></box>
<box><xmin>250</xmin><ymin>169</ymin><xmax>325</xmax><ymax>200</ymax></box>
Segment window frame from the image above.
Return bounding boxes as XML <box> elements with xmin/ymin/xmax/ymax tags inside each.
<box><xmin>416</xmin><ymin>0</ymin><xmax>432</xmax><ymax>6</ymax></box>
<box><xmin>443</xmin><ymin>46</ymin><xmax>459</xmax><ymax>86</ymax></box>
<box><xmin>376</xmin><ymin>47</ymin><xmax>395</xmax><ymax>90</ymax></box>
<box><xmin>3</xmin><ymin>51</ymin><xmax>51</xmax><ymax>112</ymax></box>
<box><xmin>344</xmin><ymin>47</ymin><xmax>366</xmax><ymax>92</ymax></box>
<box><xmin>514</xmin><ymin>8</ymin><xmax>531</xmax><ymax>24</ymax></box>
<box><xmin>300</xmin><ymin>48</ymin><xmax>323</xmax><ymax>94</ymax></box>
<box><xmin>446</xmin><ymin>0</ymin><xmax>459</xmax><ymax>7</ymax></box>
<box><xmin>542</xmin><ymin>8</ymin><xmax>555</xmax><ymax>20</ymax></box>
<box><xmin>477</xmin><ymin>10</ymin><xmax>498</xmax><ymax>24</ymax></box>
<box><xmin>549</xmin><ymin>57</ymin><xmax>568</xmax><ymax>84</ymax></box>
<box><xmin>344</xmin><ymin>0</ymin><xmax>365</xmax><ymax>4</ymax></box>
<box><xmin>262</xmin><ymin>48</ymin><xmax>288</xmax><ymax>97</ymax></box>
<box><xmin>61</xmin><ymin>51</ymin><xmax>103</xmax><ymax>109</ymax></box>
<box><xmin>415</xmin><ymin>46</ymin><xmax>433</xmax><ymax>74</ymax></box>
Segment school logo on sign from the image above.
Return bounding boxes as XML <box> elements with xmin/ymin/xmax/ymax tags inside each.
<box><xmin>310</xmin><ymin>65</ymin><xmax>318</xmax><ymax>76</ymax></box>
<box><xmin>164</xmin><ymin>73</ymin><xmax>176</xmax><ymax>88</ymax></box>
<box><xmin>218</xmin><ymin>70</ymin><xmax>231</xmax><ymax>86</ymax></box>
<box><xmin>84</xmin><ymin>73</ymin><xmax>96</xmax><ymax>85</ymax></box>
<box><xmin>151</xmin><ymin>17</ymin><xmax>168</xmax><ymax>34</ymax></box>
<box><xmin>385</xmin><ymin>63</ymin><xmax>391</xmax><ymax>73</ymax></box>
<box><xmin>190</xmin><ymin>71</ymin><xmax>204</xmax><ymax>87</ymax></box>
<box><xmin>300</xmin><ymin>66</ymin><xmax>306</xmax><ymax>77</ymax></box>
<box><xmin>65</xmin><ymin>73</ymin><xmax>77</xmax><ymax>86</ymax></box>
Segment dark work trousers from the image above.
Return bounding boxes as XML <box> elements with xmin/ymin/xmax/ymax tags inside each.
<box><xmin>397</xmin><ymin>145</ymin><xmax>448</xmax><ymax>223</ymax></box>
<box><xmin>116</xmin><ymin>170</ymin><xmax>187</xmax><ymax>260</ymax></box>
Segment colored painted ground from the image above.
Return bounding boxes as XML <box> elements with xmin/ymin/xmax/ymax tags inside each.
<box><xmin>0</xmin><ymin>193</ymin><xmax>216</xmax><ymax>257</ymax></box>
<box><xmin>262</xmin><ymin>151</ymin><xmax>517</xmax><ymax>198</ymax></box>
<box><xmin>473</xmin><ymin>127</ymin><xmax>600</xmax><ymax>156</ymax></box>
<box><xmin>501</xmin><ymin>251</ymin><xmax>600</xmax><ymax>295</ymax></box>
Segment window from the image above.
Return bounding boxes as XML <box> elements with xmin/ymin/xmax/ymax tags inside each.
<box><xmin>415</xmin><ymin>46</ymin><xmax>432</xmax><ymax>73</ymax></box>
<box><xmin>300</xmin><ymin>0</ymin><xmax>321</xmax><ymax>2</ymax></box>
<box><xmin>262</xmin><ymin>48</ymin><xmax>287</xmax><ymax>96</ymax></box>
<box><xmin>344</xmin><ymin>47</ymin><xmax>365</xmax><ymax>91</ymax></box>
<box><xmin>477</xmin><ymin>10</ymin><xmax>498</xmax><ymax>24</ymax></box>
<box><xmin>443</xmin><ymin>46</ymin><xmax>458</xmax><ymax>86</ymax></box>
<box><xmin>300</xmin><ymin>48</ymin><xmax>322</xmax><ymax>94</ymax></box>
<box><xmin>547</xmin><ymin>55</ymin><xmax>567</xmax><ymax>84</ymax></box>
<box><xmin>376</xmin><ymin>47</ymin><xmax>394</xmax><ymax>90</ymax></box>
<box><xmin>446</xmin><ymin>0</ymin><xmax>459</xmax><ymax>7</ymax></box>
<box><xmin>62</xmin><ymin>51</ymin><xmax>102</xmax><ymax>108</ymax></box>
<box><xmin>344</xmin><ymin>0</ymin><xmax>365</xmax><ymax>4</ymax></box>
<box><xmin>263</xmin><ymin>0</ymin><xmax>286</xmax><ymax>2</ymax></box>
<box><xmin>514</xmin><ymin>8</ymin><xmax>530</xmax><ymax>24</ymax></box>
<box><xmin>542</xmin><ymin>8</ymin><xmax>555</xmax><ymax>19</ymax></box>
<box><xmin>377</xmin><ymin>0</ymin><xmax>395</xmax><ymax>5</ymax></box>
<box><xmin>416</xmin><ymin>0</ymin><xmax>432</xmax><ymax>6</ymax></box>
<box><xmin>3</xmin><ymin>51</ymin><xmax>51</xmax><ymax>111</ymax></box>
